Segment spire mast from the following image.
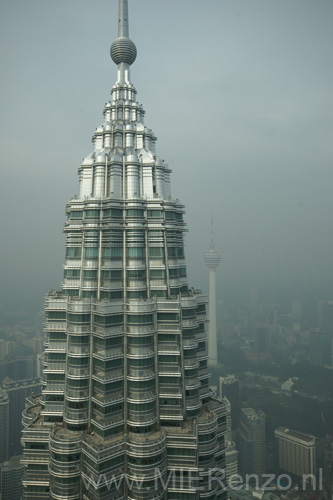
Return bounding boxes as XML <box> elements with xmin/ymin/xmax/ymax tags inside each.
<box><xmin>118</xmin><ymin>0</ymin><xmax>129</xmax><ymax>38</ymax></box>
<box><xmin>210</xmin><ymin>212</ymin><xmax>215</xmax><ymax>249</ymax></box>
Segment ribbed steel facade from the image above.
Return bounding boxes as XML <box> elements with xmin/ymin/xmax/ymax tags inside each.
<box><xmin>21</xmin><ymin>1</ymin><xmax>229</xmax><ymax>499</ymax></box>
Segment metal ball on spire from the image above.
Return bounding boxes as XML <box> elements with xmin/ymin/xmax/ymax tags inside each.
<box><xmin>110</xmin><ymin>37</ymin><xmax>137</xmax><ymax>66</ymax></box>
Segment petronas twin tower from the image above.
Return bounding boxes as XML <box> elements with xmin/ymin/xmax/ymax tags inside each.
<box><xmin>21</xmin><ymin>1</ymin><xmax>229</xmax><ymax>499</ymax></box>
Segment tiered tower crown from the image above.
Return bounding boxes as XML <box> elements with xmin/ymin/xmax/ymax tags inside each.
<box><xmin>78</xmin><ymin>0</ymin><xmax>171</xmax><ymax>204</ymax></box>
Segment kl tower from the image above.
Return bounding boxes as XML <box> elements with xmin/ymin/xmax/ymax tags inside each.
<box><xmin>204</xmin><ymin>217</ymin><xmax>221</xmax><ymax>367</ymax></box>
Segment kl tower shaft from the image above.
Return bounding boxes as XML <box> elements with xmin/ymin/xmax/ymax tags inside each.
<box><xmin>204</xmin><ymin>217</ymin><xmax>221</xmax><ymax>366</ymax></box>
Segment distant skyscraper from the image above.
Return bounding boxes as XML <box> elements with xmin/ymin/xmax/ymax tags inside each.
<box><xmin>291</xmin><ymin>300</ymin><xmax>302</xmax><ymax>319</ymax></box>
<box><xmin>21</xmin><ymin>1</ymin><xmax>229</xmax><ymax>499</ymax></box>
<box><xmin>238</xmin><ymin>408</ymin><xmax>266</xmax><ymax>481</ymax></box>
<box><xmin>275</xmin><ymin>427</ymin><xmax>316</xmax><ymax>482</ymax></box>
<box><xmin>1</xmin><ymin>378</ymin><xmax>41</xmax><ymax>458</ymax></box>
<box><xmin>204</xmin><ymin>217</ymin><xmax>221</xmax><ymax>366</ymax></box>
<box><xmin>317</xmin><ymin>300</ymin><xmax>333</xmax><ymax>367</ymax></box>
<box><xmin>318</xmin><ymin>299</ymin><xmax>333</xmax><ymax>333</ymax></box>
<box><xmin>219</xmin><ymin>374</ymin><xmax>240</xmax><ymax>430</ymax></box>
<box><xmin>254</xmin><ymin>323</ymin><xmax>271</xmax><ymax>356</ymax></box>
<box><xmin>0</xmin><ymin>456</ymin><xmax>24</xmax><ymax>500</ymax></box>
<box><xmin>0</xmin><ymin>388</ymin><xmax>9</xmax><ymax>463</ymax></box>
<box><xmin>310</xmin><ymin>329</ymin><xmax>331</xmax><ymax>367</ymax></box>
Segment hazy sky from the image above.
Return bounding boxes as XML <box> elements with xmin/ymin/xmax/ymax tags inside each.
<box><xmin>1</xmin><ymin>0</ymin><xmax>333</xmax><ymax>314</ymax></box>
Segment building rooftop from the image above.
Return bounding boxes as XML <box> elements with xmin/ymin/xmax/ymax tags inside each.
<box><xmin>220</xmin><ymin>374</ymin><xmax>239</xmax><ymax>385</ymax></box>
<box><xmin>241</xmin><ymin>407</ymin><xmax>265</xmax><ymax>421</ymax></box>
<box><xmin>275</xmin><ymin>426</ymin><xmax>315</xmax><ymax>443</ymax></box>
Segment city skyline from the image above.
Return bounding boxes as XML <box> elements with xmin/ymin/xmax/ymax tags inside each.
<box><xmin>1</xmin><ymin>0</ymin><xmax>333</xmax><ymax>314</ymax></box>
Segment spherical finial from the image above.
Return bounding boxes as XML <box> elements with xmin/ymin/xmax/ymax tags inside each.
<box><xmin>110</xmin><ymin>37</ymin><xmax>137</xmax><ymax>66</ymax></box>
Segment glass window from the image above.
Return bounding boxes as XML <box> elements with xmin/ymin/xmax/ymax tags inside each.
<box><xmin>177</xmin><ymin>247</ymin><xmax>184</xmax><ymax>258</ymax></box>
<box><xmin>68</xmin><ymin>313</ymin><xmax>90</xmax><ymax>323</ymax></box>
<box><xmin>46</xmin><ymin>373</ymin><xmax>65</xmax><ymax>381</ymax></box>
<box><xmin>100</xmin><ymin>290</ymin><xmax>123</xmax><ymax>299</ymax></box>
<box><xmin>167</xmin><ymin>448</ymin><xmax>195</xmax><ymax>457</ymax></box>
<box><xmin>85</xmin><ymin>210</ymin><xmax>100</xmax><ymax>218</ymax></box>
<box><xmin>127</xmin><ymin>209</ymin><xmax>144</xmax><ymax>217</ymax></box>
<box><xmin>94</xmin><ymin>314</ymin><xmax>123</xmax><ymax>326</ymax></box>
<box><xmin>158</xmin><ymin>334</ymin><xmax>177</xmax><ymax>342</ymax></box>
<box><xmin>66</xmin><ymin>247</ymin><xmax>82</xmax><ymax>258</ymax></box>
<box><xmin>159</xmin><ymin>355</ymin><xmax>178</xmax><ymax>363</ymax></box>
<box><xmin>67</xmin><ymin>378</ymin><xmax>88</xmax><ymax>387</ymax></box>
<box><xmin>103</xmin><ymin>208</ymin><xmax>123</xmax><ymax>218</ymax></box>
<box><xmin>64</xmin><ymin>269</ymin><xmax>80</xmax><ymax>278</ymax></box>
<box><xmin>151</xmin><ymin>290</ymin><xmax>166</xmax><ymax>298</ymax></box>
<box><xmin>85</xmin><ymin>247</ymin><xmax>98</xmax><ymax>258</ymax></box>
<box><xmin>149</xmin><ymin>247</ymin><xmax>163</xmax><ymax>258</ymax></box>
<box><xmin>150</xmin><ymin>269</ymin><xmax>165</xmax><ymax>278</ymax></box>
<box><xmin>67</xmin><ymin>356</ymin><xmax>89</xmax><ymax>366</ymax></box>
<box><xmin>69</xmin><ymin>211</ymin><xmax>83</xmax><ymax>219</ymax></box>
<box><xmin>82</xmin><ymin>290</ymin><xmax>97</xmax><ymax>298</ymax></box>
<box><xmin>167</xmin><ymin>247</ymin><xmax>177</xmax><ymax>258</ymax></box>
<box><xmin>49</xmin><ymin>331</ymin><xmax>66</xmax><ymax>340</ymax></box>
<box><xmin>94</xmin><ymin>336</ymin><xmax>122</xmax><ymax>348</ymax></box>
<box><xmin>157</xmin><ymin>313</ymin><xmax>179</xmax><ymax>322</ymax></box>
<box><xmin>48</xmin><ymin>311</ymin><xmax>66</xmax><ymax>320</ymax></box>
<box><xmin>159</xmin><ymin>376</ymin><xmax>179</xmax><ymax>384</ymax></box>
<box><xmin>48</xmin><ymin>353</ymin><xmax>66</xmax><ymax>361</ymax></box>
<box><xmin>128</xmin><ymin>379</ymin><xmax>154</xmax><ymax>389</ymax></box>
<box><xmin>70</xmin><ymin>336</ymin><xmax>89</xmax><ymax>344</ymax></box>
<box><xmin>83</xmin><ymin>269</ymin><xmax>97</xmax><ymax>279</ymax></box>
<box><xmin>128</xmin><ymin>357</ymin><xmax>153</xmax><ymax>368</ymax></box>
<box><xmin>127</xmin><ymin>247</ymin><xmax>144</xmax><ymax>258</ymax></box>
<box><xmin>103</xmin><ymin>247</ymin><xmax>122</xmax><ymax>258</ymax></box>
<box><xmin>182</xmin><ymin>308</ymin><xmax>196</xmax><ymax>318</ymax></box>
<box><xmin>147</xmin><ymin>210</ymin><xmax>162</xmax><ymax>218</ymax></box>
<box><xmin>102</xmin><ymin>269</ymin><xmax>123</xmax><ymax>280</ymax></box>
<box><xmin>128</xmin><ymin>401</ymin><xmax>155</xmax><ymax>411</ymax></box>
<box><xmin>128</xmin><ymin>336</ymin><xmax>153</xmax><ymax>345</ymax></box>
<box><xmin>128</xmin><ymin>269</ymin><xmax>146</xmax><ymax>279</ymax></box>
<box><xmin>128</xmin><ymin>314</ymin><xmax>153</xmax><ymax>324</ymax></box>
<box><xmin>182</xmin><ymin>328</ymin><xmax>197</xmax><ymax>338</ymax></box>
<box><xmin>127</xmin><ymin>290</ymin><xmax>147</xmax><ymax>299</ymax></box>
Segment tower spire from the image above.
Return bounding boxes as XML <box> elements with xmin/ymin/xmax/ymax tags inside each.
<box><xmin>204</xmin><ymin>217</ymin><xmax>221</xmax><ymax>367</ymax></box>
<box><xmin>110</xmin><ymin>0</ymin><xmax>137</xmax><ymax>83</ymax></box>
<box><xmin>118</xmin><ymin>0</ymin><xmax>129</xmax><ymax>37</ymax></box>
<box><xmin>210</xmin><ymin>212</ymin><xmax>215</xmax><ymax>249</ymax></box>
